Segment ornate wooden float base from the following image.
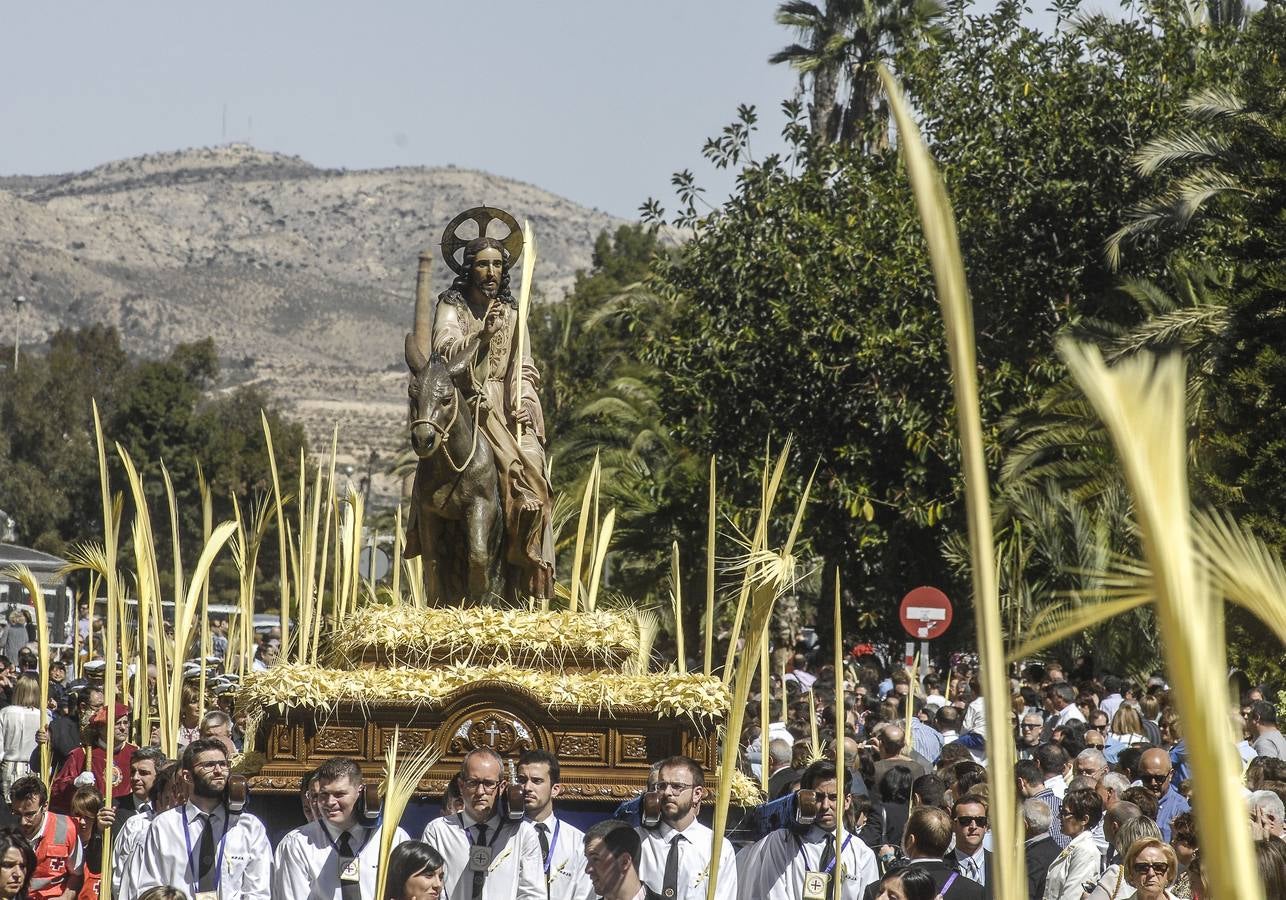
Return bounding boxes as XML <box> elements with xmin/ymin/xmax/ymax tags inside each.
<box><xmin>242</xmin><ymin>680</ymin><xmax>722</xmax><ymax>805</ymax></box>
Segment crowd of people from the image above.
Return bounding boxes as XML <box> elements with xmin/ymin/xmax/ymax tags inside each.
<box><xmin>0</xmin><ymin>602</ymin><xmax>1280</xmax><ymax>899</ymax></box>
<box><xmin>738</xmin><ymin>648</ymin><xmax>1286</xmax><ymax>899</ymax></box>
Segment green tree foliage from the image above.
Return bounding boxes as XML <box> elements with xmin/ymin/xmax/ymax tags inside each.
<box><xmin>0</xmin><ymin>326</ymin><xmax>306</xmax><ymax>602</ymax></box>
<box><xmin>639</xmin><ymin>1</ymin><xmax>1224</xmax><ymax>640</ymax></box>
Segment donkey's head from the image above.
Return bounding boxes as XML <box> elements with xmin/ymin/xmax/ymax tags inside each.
<box><xmin>405</xmin><ymin>333</ymin><xmax>472</xmax><ymax>459</ymax></box>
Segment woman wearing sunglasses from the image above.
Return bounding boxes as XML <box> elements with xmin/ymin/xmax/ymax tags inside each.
<box><xmin>1122</xmin><ymin>837</ymin><xmax>1179</xmax><ymax>900</ymax></box>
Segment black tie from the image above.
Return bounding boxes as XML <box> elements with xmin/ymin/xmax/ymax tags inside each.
<box><xmin>197</xmin><ymin>813</ymin><xmax>217</xmax><ymax>891</ymax></box>
<box><xmin>337</xmin><ymin>831</ymin><xmax>361</xmax><ymax>900</ymax></box>
<box><xmin>818</xmin><ymin>833</ymin><xmax>836</xmax><ymax>872</ymax></box>
<box><xmin>535</xmin><ymin>823</ymin><xmax>551</xmax><ymax>898</ymax></box>
<box><xmin>472</xmin><ymin>822</ymin><xmax>490</xmax><ymax>900</ymax></box>
<box><xmin>663</xmin><ymin>833</ymin><xmax>683</xmax><ymax>898</ymax></box>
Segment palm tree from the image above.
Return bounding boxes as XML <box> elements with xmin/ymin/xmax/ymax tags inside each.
<box><xmin>770</xmin><ymin>0</ymin><xmax>853</xmax><ymax>143</ymax></box>
<box><xmin>770</xmin><ymin>0</ymin><xmax>946</xmax><ymax>149</ymax></box>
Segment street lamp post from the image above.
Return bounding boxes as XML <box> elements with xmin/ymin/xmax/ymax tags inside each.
<box><xmin>12</xmin><ymin>295</ymin><xmax>26</xmax><ymax>372</ymax></box>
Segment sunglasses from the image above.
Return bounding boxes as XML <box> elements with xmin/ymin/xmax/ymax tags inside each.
<box><xmin>1086</xmin><ymin>742</ymin><xmax>1105</xmax><ymax>749</ymax></box>
<box><xmin>1133</xmin><ymin>862</ymin><xmax>1169</xmax><ymax>875</ymax></box>
<box><xmin>955</xmin><ymin>816</ymin><xmax>988</xmax><ymax>827</ymax></box>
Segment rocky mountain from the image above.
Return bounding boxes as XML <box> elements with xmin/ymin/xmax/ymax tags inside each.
<box><xmin>0</xmin><ymin>144</ymin><xmax>626</xmax><ymax>498</ymax></box>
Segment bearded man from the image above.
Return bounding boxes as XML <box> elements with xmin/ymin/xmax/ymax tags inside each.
<box><xmin>131</xmin><ymin>738</ymin><xmax>271</xmax><ymax>900</ymax></box>
<box><xmin>417</xmin><ymin>232</ymin><xmax>553</xmax><ymax>600</ymax></box>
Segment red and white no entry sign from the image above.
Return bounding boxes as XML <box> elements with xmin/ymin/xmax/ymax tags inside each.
<box><xmin>899</xmin><ymin>586</ymin><xmax>953</xmax><ymax>640</ymax></box>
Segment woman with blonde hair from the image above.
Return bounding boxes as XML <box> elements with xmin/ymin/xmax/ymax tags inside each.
<box><xmin>1122</xmin><ymin>837</ymin><xmax>1179</xmax><ymax>900</ymax></box>
<box><xmin>176</xmin><ymin>681</ymin><xmax>204</xmax><ymax>752</ymax></box>
<box><xmin>1084</xmin><ymin>813</ymin><xmax>1162</xmax><ymax>899</ymax></box>
<box><xmin>0</xmin><ymin>676</ymin><xmax>42</xmax><ymax>801</ymax></box>
<box><xmin>1108</xmin><ymin>705</ymin><xmax>1148</xmax><ymax>747</ymax></box>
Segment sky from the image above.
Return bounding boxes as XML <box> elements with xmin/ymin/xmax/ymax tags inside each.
<box><xmin>2</xmin><ymin>1</ymin><xmax>1069</xmax><ymax>220</ymax></box>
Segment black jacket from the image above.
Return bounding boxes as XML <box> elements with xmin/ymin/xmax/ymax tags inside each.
<box><xmin>863</xmin><ymin>860</ymin><xmax>986</xmax><ymax>900</ymax></box>
<box><xmin>1024</xmin><ymin>836</ymin><xmax>1060</xmax><ymax>900</ymax></box>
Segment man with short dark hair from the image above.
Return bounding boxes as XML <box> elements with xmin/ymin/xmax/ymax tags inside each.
<box><xmin>636</xmin><ymin>756</ymin><xmax>736</xmax><ymax>900</ymax></box>
<box><xmin>860</xmin><ymin>806</ymin><xmax>982</xmax><ymax>900</ymax></box>
<box><xmin>1044</xmin><ymin>684</ymin><xmax>1084</xmax><ymax>743</ymax></box>
<box><xmin>273</xmin><ymin>757</ymin><xmax>410</xmax><ymax>899</ymax></box>
<box><xmin>1015</xmin><ymin>759</ymin><xmax>1065</xmax><ymax>850</ymax></box>
<box><xmin>131</xmin><ymin>738</ymin><xmax>271</xmax><ymax>900</ymax></box>
<box><xmin>947</xmin><ymin>797</ymin><xmax>991</xmax><ymax>888</ymax></box>
<box><xmin>736</xmin><ymin>760</ymin><xmax>878</xmax><ymax>899</ymax></box>
<box><xmin>584</xmin><ymin>820</ymin><xmax>660</xmax><ymax>900</ymax></box>
<box><xmin>117</xmin><ymin>746</ymin><xmax>166</xmax><ymax>825</ymax></box>
<box><xmin>517</xmin><ymin>749</ymin><xmax>593</xmax><ymax>900</ymax></box>
<box><xmin>9</xmin><ymin>774</ymin><xmax>81</xmax><ymax>900</ymax></box>
<box><xmin>421</xmin><ymin>747</ymin><xmax>545</xmax><ymax>899</ymax></box>
<box><xmin>1249</xmin><ymin>700</ymin><xmax>1286</xmax><ymax>759</ymax></box>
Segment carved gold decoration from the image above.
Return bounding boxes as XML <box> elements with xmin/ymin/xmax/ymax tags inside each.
<box><xmin>621</xmin><ymin>734</ymin><xmax>648</xmax><ymax>761</ymax></box>
<box><xmin>314</xmin><ymin>726</ymin><xmax>362</xmax><ymax>754</ymax></box>
<box><xmin>556</xmin><ymin>732</ymin><xmax>604</xmax><ymax>760</ymax></box>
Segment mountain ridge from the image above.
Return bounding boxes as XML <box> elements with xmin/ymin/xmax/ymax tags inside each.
<box><xmin>0</xmin><ymin>143</ymin><xmax>628</xmax><ymax>495</ymax></box>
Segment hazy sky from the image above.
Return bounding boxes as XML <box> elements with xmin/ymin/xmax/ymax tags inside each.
<box><xmin>2</xmin><ymin>1</ymin><xmax>1067</xmax><ymax>219</ymax></box>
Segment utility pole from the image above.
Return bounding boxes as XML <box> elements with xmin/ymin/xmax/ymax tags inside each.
<box><xmin>12</xmin><ymin>295</ymin><xmax>26</xmax><ymax>371</ymax></box>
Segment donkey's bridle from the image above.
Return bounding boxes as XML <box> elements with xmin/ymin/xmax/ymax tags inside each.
<box><xmin>410</xmin><ymin>389</ymin><xmax>482</xmax><ymax>473</ymax></box>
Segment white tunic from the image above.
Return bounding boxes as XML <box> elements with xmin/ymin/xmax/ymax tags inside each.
<box><xmin>636</xmin><ymin>820</ymin><xmax>737</xmax><ymax>900</ymax></box>
<box><xmin>528</xmin><ymin>814</ymin><xmax>594</xmax><ymax>900</ymax></box>
<box><xmin>736</xmin><ymin>827</ymin><xmax>878</xmax><ymax>900</ymax></box>
<box><xmin>271</xmin><ymin>820</ymin><xmax>409</xmax><ymax>900</ymax></box>
<box><xmin>421</xmin><ymin>811</ymin><xmax>545</xmax><ymax>900</ymax></box>
<box><xmin>130</xmin><ymin>800</ymin><xmax>272</xmax><ymax>900</ymax></box>
<box><xmin>112</xmin><ymin>808</ymin><xmax>155</xmax><ymax>899</ymax></box>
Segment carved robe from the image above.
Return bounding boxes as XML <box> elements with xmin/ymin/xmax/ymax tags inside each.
<box><xmin>431</xmin><ymin>289</ymin><xmax>554</xmax><ymax>598</ymax></box>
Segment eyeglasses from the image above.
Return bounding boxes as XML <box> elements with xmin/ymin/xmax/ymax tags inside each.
<box><xmin>463</xmin><ymin>778</ymin><xmax>499</xmax><ymax>791</ymax></box>
<box><xmin>1139</xmin><ymin>772</ymin><xmax>1170</xmax><ymax>785</ymax></box>
<box><xmin>193</xmin><ymin>760</ymin><xmax>230</xmax><ymax>772</ymax></box>
<box><xmin>955</xmin><ymin>816</ymin><xmax>988</xmax><ymax>827</ymax></box>
<box><xmin>1020</xmin><ymin>723</ymin><xmax>1043</xmax><ymax>730</ymax></box>
<box><xmin>1086</xmin><ymin>743</ymin><xmax>1105</xmax><ymax>750</ymax></box>
<box><xmin>1133</xmin><ymin>862</ymin><xmax>1169</xmax><ymax>875</ymax></box>
<box><xmin>653</xmin><ymin>781</ymin><xmax>694</xmax><ymax>795</ymax></box>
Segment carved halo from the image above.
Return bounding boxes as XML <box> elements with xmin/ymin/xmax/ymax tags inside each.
<box><xmin>440</xmin><ymin>206</ymin><xmax>524</xmax><ymax>275</ymax></box>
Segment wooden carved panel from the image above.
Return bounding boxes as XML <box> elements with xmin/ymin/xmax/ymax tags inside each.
<box><xmin>273</xmin><ymin>725</ymin><xmax>298</xmax><ymax>759</ymax></box>
<box><xmin>620</xmin><ymin>733</ymin><xmax>648</xmax><ymax>761</ymax></box>
<box><xmin>314</xmin><ymin>726</ymin><xmax>363</xmax><ymax>754</ymax></box>
<box><xmin>556</xmin><ymin>732</ymin><xmax>605</xmax><ymax>761</ymax></box>
<box><xmin>382</xmin><ymin>728</ymin><xmax>433</xmax><ymax>756</ymax></box>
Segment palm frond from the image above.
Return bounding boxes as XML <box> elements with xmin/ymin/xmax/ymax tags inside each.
<box><xmin>1132</xmin><ymin>128</ymin><xmax>1231</xmax><ymax>176</ymax></box>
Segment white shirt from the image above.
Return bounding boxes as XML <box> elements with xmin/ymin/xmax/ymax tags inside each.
<box><xmin>1046</xmin><ymin>773</ymin><xmax>1069</xmax><ymax>800</ymax></box>
<box><xmin>1056</xmin><ymin>704</ymin><xmax>1086</xmax><ymax>727</ymax></box>
<box><xmin>421</xmin><ymin>810</ymin><xmax>544</xmax><ymax>900</ymax></box>
<box><xmin>0</xmin><ymin>705</ymin><xmax>41</xmax><ymax>762</ymax></box>
<box><xmin>962</xmin><ymin>697</ymin><xmax>986</xmax><ymax>735</ymax></box>
<box><xmin>637</xmin><ymin>820</ymin><xmax>737</xmax><ymax>900</ymax></box>
<box><xmin>952</xmin><ymin>847</ymin><xmax>986</xmax><ymax>886</ymax></box>
<box><xmin>272</xmin><ymin>819</ymin><xmax>409</xmax><ymax>900</ymax></box>
<box><xmin>131</xmin><ymin>800</ymin><xmax>272</xmax><ymax>900</ymax></box>
<box><xmin>528</xmin><ymin>814</ymin><xmax>594</xmax><ymax>900</ymax></box>
<box><xmin>112</xmin><ymin>806</ymin><xmax>156</xmax><ymax>899</ymax></box>
<box><xmin>736</xmin><ymin>827</ymin><xmax>878</xmax><ymax>900</ymax></box>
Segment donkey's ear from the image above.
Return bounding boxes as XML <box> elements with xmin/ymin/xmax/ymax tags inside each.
<box><xmin>405</xmin><ymin>333</ymin><xmax>428</xmax><ymax>372</ymax></box>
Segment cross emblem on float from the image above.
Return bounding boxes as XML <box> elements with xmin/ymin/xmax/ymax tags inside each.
<box><xmin>450</xmin><ymin>711</ymin><xmax>536</xmax><ymax>756</ymax></box>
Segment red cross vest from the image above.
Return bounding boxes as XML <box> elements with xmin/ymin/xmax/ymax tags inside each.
<box><xmin>29</xmin><ymin>811</ymin><xmax>79</xmax><ymax>900</ymax></box>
